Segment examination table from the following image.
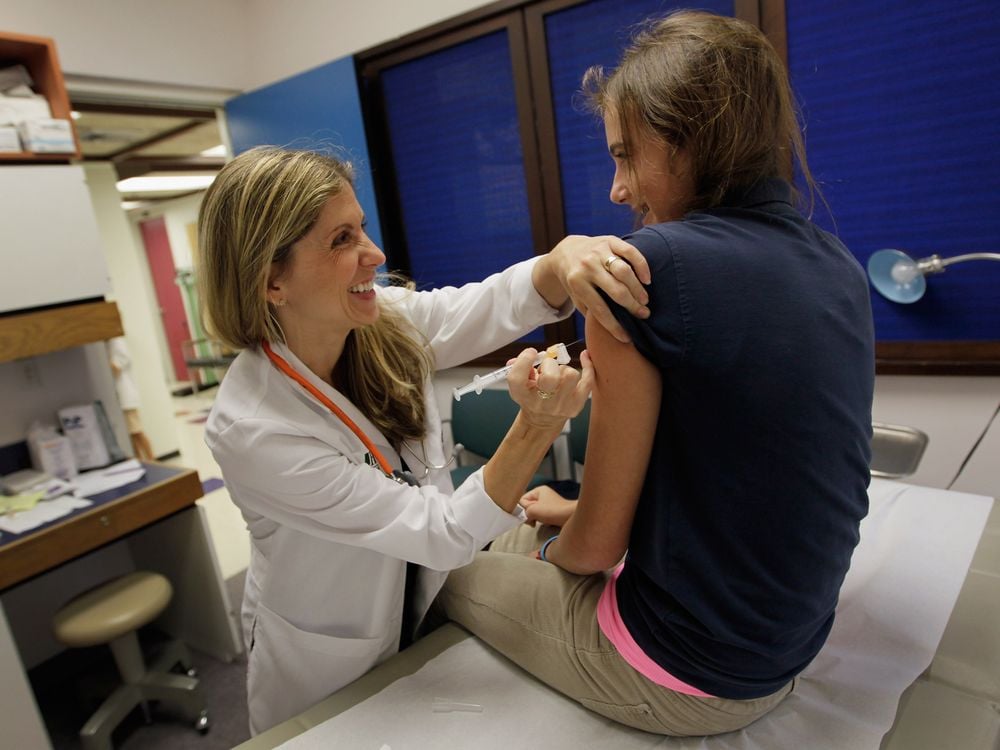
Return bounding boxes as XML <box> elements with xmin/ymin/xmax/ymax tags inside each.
<box><xmin>237</xmin><ymin>479</ymin><xmax>993</xmax><ymax>750</ymax></box>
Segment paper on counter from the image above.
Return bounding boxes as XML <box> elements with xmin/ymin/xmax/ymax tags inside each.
<box><xmin>0</xmin><ymin>495</ymin><xmax>92</xmax><ymax>535</ymax></box>
<box><xmin>0</xmin><ymin>491</ymin><xmax>44</xmax><ymax>515</ymax></box>
<box><xmin>72</xmin><ymin>459</ymin><xmax>145</xmax><ymax>498</ymax></box>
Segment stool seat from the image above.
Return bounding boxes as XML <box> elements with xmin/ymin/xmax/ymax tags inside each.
<box><xmin>53</xmin><ymin>571</ymin><xmax>172</xmax><ymax>648</ymax></box>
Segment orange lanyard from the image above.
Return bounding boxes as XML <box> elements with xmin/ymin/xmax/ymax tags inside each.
<box><xmin>261</xmin><ymin>341</ymin><xmax>395</xmax><ymax>477</ymax></box>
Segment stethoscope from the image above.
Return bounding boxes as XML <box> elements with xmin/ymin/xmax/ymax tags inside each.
<box><xmin>400</xmin><ymin>441</ymin><xmax>457</xmax><ymax>480</ymax></box>
<box><xmin>262</xmin><ymin>341</ymin><xmax>453</xmax><ymax>487</ymax></box>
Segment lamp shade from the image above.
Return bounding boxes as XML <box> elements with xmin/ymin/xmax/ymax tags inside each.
<box><xmin>867</xmin><ymin>249</ymin><xmax>927</xmax><ymax>303</ymax></box>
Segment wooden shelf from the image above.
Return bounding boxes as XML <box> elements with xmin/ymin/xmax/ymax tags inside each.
<box><xmin>0</xmin><ymin>31</ymin><xmax>81</xmax><ymax>161</ymax></box>
<box><xmin>0</xmin><ymin>150</ymin><xmax>80</xmax><ymax>163</ymax></box>
<box><xmin>0</xmin><ymin>301</ymin><xmax>123</xmax><ymax>363</ymax></box>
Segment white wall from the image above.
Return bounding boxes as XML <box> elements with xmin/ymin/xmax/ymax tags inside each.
<box><xmin>0</xmin><ymin>0</ymin><xmax>251</xmax><ymax>91</ymax></box>
<box><xmin>243</xmin><ymin>0</ymin><xmax>496</xmax><ymax>90</ymax></box>
<box><xmin>1</xmin><ymin>0</ymin><xmax>497</xmax><ymax>94</ymax></box>
<box><xmin>83</xmin><ymin>162</ymin><xmax>180</xmax><ymax>457</ymax></box>
<box><xmin>872</xmin><ymin>375</ymin><xmax>1000</xmax><ymax>496</ymax></box>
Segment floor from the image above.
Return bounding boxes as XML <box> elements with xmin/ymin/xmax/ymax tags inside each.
<box><xmin>35</xmin><ymin>572</ymin><xmax>250</xmax><ymax>750</ymax></box>
<box><xmin>164</xmin><ymin>388</ymin><xmax>251</xmax><ymax>581</ymax></box>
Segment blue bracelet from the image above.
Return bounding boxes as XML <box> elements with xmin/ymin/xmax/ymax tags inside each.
<box><xmin>539</xmin><ymin>534</ymin><xmax>560</xmax><ymax>562</ymax></box>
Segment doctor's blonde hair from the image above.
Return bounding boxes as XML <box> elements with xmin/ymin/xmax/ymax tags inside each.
<box><xmin>198</xmin><ymin>146</ymin><xmax>432</xmax><ymax>447</ymax></box>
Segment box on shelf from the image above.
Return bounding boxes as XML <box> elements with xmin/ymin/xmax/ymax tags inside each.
<box><xmin>0</xmin><ymin>63</ymin><xmax>35</xmax><ymax>92</ymax></box>
<box><xmin>26</xmin><ymin>423</ymin><xmax>77</xmax><ymax>479</ymax></box>
<box><xmin>18</xmin><ymin>117</ymin><xmax>74</xmax><ymax>153</ymax></box>
<box><xmin>58</xmin><ymin>403</ymin><xmax>111</xmax><ymax>470</ymax></box>
<box><xmin>0</xmin><ymin>92</ymin><xmax>51</xmax><ymax>126</ymax></box>
<box><xmin>0</xmin><ymin>125</ymin><xmax>19</xmax><ymax>152</ymax></box>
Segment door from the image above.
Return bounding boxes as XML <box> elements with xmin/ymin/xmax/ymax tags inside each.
<box><xmin>139</xmin><ymin>216</ymin><xmax>191</xmax><ymax>382</ymax></box>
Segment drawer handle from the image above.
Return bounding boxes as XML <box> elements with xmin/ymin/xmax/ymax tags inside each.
<box><xmin>99</xmin><ymin>515</ymin><xmax>110</xmax><ymax>527</ymax></box>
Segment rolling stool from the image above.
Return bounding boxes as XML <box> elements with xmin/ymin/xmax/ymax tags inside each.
<box><xmin>52</xmin><ymin>571</ymin><xmax>210</xmax><ymax>750</ymax></box>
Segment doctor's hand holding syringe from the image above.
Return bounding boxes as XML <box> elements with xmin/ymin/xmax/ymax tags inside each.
<box><xmin>453</xmin><ymin>341</ymin><xmax>577</xmax><ymax>401</ymax></box>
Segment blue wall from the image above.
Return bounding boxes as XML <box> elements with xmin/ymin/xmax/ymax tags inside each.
<box><xmin>787</xmin><ymin>0</ymin><xmax>1000</xmax><ymax>341</ymax></box>
<box><xmin>225</xmin><ymin>57</ymin><xmax>383</xmax><ymax>249</ymax></box>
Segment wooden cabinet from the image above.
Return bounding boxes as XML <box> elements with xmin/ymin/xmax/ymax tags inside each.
<box><xmin>0</xmin><ymin>31</ymin><xmax>81</xmax><ymax>161</ymax></box>
<box><xmin>0</xmin><ymin>301</ymin><xmax>123</xmax><ymax>364</ymax></box>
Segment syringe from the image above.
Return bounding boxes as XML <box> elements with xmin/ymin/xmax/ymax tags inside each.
<box><xmin>453</xmin><ymin>342</ymin><xmax>573</xmax><ymax>401</ymax></box>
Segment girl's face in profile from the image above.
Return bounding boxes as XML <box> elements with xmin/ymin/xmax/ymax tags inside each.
<box><xmin>604</xmin><ymin>112</ymin><xmax>694</xmax><ymax>225</ymax></box>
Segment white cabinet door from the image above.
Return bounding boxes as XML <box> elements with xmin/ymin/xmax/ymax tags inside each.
<box><xmin>0</xmin><ymin>164</ymin><xmax>110</xmax><ymax>313</ymax></box>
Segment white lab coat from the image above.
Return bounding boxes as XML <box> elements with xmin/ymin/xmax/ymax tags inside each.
<box><xmin>206</xmin><ymin>258</ymin><xmax>571</xmax><ymax>734</ymax></box>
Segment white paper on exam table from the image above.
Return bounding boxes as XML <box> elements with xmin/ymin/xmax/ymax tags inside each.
<box><xmin>277</xmin><ymin>480</ymin><xmax>993</xmax><ymax>750</ymax></box>
<box><xmin>71</xmin><ymin>459</ymin><xmax>145</xmax><ymax>498</ymax></box>
<box><xmin>0</xmin><ymin>495</ymin><xmax>92</xmax><ymax>535</ymax></box>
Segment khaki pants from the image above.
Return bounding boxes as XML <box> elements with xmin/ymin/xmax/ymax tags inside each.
<box><xmin>436</xmin><ymin>523</ymin><xmax>793</xmax><ymax>736</ymax></box>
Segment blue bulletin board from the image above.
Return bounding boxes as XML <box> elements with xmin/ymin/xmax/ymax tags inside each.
<box><xmin>786</xmin><ymin>0</ymin><xmax>1000</xmax><ymax>363</ymax></box>
<box><xmin>225</xmin><ymin>57</ymin><xmax>383</xmax><ymax>250</ymax></box>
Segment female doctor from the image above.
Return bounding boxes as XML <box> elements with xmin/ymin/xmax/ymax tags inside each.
<box><xmin>198</xmin><ymin>146</ymin><xmax>649</xmax><ymax>734</ymax></box>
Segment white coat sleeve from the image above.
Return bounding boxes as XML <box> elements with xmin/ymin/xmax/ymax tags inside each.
<box><xmin>381</xmin><ymin>257</ymin><xmax>573</xmax><ymax>370</ymax></box>
<box><xmin>210</xmin><ymin>417</ymin><xmax>520</xmax><ymax>571</ymax></box>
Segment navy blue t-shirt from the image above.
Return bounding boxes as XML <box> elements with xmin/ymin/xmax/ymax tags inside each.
<box><xmin>609</xmin><ymin>179</ymin><xmax>874</xmax><ymax>699</ymax></box>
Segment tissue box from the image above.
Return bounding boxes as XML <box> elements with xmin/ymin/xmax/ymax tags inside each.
<box><xmin>18</xmin><ymin>118</ymin><xmax>75</xmax><ymax>153</ymax></box>
<box><xmin>27</xmin><ymin>429</ymin><xmax>78</xmax><ymax>479</ymax></box>
<box><xmin>0</xmin><ymin>125</ymin><xmax>20</xmax><ymax>152</ymax></box>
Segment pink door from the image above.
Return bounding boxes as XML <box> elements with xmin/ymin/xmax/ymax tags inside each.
<box><xmin>139</xmin><ymin>217</ymin><xmax>191</xmax><ymax>381</ymax></box>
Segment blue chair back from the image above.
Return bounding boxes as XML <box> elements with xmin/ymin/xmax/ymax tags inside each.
<box><xmin>449</xmin><ymin>389</ymin><xmax>554</xmax><ymax>488</ymax></box>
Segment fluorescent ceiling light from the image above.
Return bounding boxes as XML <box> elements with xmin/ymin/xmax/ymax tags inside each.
<box><xmin>200</xmin><ymin>144</ymin><xmax>226</xmax><ymax>157</ymax></box>
<box><xmin>116</xmin><ymin>174</ymin><xmax>216</xmax><ymax>193</ymax></box>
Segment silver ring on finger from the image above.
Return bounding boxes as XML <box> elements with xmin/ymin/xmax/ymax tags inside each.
<box><xmin>603</xmin><ymin>254</ymin><xmax>620</xmax><ymax>273</ymax></box>
<box><xmin>537</xmin><ymin>389</ymin><xmax>554</xmax><ymax>400</ymax></box>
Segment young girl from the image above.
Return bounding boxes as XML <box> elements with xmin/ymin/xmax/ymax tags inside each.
<box><xmin>438</xmin><ymin>10</ymin><xmax>874</xmax><ymax>736</ymax></box>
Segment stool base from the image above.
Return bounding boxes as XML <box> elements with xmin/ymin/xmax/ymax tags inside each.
<box><xmin>78</xmin><ymin>636</ymin><xmax>208</xmax><ymax>750</ymax></box>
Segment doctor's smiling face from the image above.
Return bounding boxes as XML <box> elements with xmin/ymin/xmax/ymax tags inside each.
<box><xmin>267</xmin><ymin>184</ymin><xmax>385</xmax><ymax>341</ymax></box>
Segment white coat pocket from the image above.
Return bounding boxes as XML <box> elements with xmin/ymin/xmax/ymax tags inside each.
<box><xmin>248</xmin><ymin>602</ymin><xmax>388</xmax><ymax>735</ymax></box>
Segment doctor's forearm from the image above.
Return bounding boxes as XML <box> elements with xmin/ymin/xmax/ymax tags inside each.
<box><xmin>483</xmin><ymin>414</ymin><xmax>562</xmax><ymax>514</ymax></box>
<box><xmin>530</xmin><ymin>254</ymin><xmax>571</xmax><ymax>310</ymax></box>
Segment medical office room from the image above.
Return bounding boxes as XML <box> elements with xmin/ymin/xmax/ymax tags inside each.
<box><xmin>0</xmin><ymin>0</ymin><xmax>998</xmax><ymax>748</ymax></box>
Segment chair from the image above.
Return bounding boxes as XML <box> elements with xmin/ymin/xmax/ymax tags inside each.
<box><xmin>52</xmin><ymin>571</ymin><xmax>209</xmax><ymax>750</ymax></box>
<box><xmin>447</xmin><ymin>388</ymin><xmax>557</xmax><ymax>489</ymax></box>
<box><xmin>181</xmin><ymin>338</ymin><xmax>237</xmax><ymax>393</ymax></box>
<box><xmin>870</xmin><ymin>422</ymin><xmax>929</xmax><ymax>479</ymax></box>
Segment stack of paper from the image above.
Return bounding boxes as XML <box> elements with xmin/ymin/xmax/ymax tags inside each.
<box><xmin>0</xmin><ymin>495</ymin><xmax>92</xmax><ymax>535</ymax></box>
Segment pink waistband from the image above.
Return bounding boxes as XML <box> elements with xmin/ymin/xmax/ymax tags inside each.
<box><xmin>596</xmin><ymin>564</ymin><xmax>714</xmax><ymax>698</ymax></box>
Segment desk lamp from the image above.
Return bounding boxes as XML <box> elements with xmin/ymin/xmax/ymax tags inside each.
<box><xmin>867</xmin><ymin>249</ymin><xmax>1000</xmax><ymax>303</ymax></box>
